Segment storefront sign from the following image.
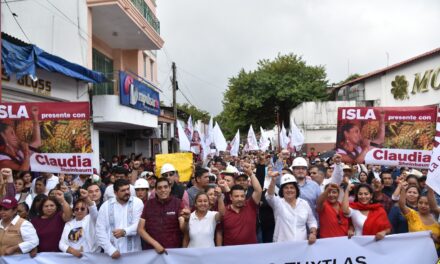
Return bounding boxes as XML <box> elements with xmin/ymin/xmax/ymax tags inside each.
<box><xmin>1</xmin><ymin>67</ymin><xmax>52</xmax><ymax>96</ymax></box>
<box><xmin>119</xmin><ymin>71</ymin><xmax>160</xmax><ymax>116</ymax></box>
<box><xmin>336</xmin><ymin>106</ymin><xmax>437</xmax><ymax>167</ymax></box>
<box><xmin>0</xmin><ymin>102</ymin><xmax>92</xmax><ymax>173</ymax></box>
<box><xmin>391</xmin><ymin>66</ymin><xmax>440</xmax><ymax>100</ymax></box>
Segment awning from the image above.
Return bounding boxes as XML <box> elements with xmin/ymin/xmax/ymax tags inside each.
<box><xmin>1</xmin><ymin>33</ymin><xmax>107</xmax><ymax>84</ymax></box>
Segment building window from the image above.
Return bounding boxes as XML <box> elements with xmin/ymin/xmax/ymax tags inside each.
<box><xmin>348</xmin><ymin>83</ymin><xmax>365</xmax><ymax>101</ymax></box>
<box><xmin>92</xmin><ymin>49</ymin><xmax>114</xmax><ymax>95</ymax></box>
<box><xmin>150</xmin><ymin>59</ymin><xmax>154</xmax><ymax>82</ymax></box>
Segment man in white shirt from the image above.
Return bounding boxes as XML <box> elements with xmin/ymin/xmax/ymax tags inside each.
<box><xmin>96</xmin><ymin>179</ymin><xmax>144</xmax><ymax>259</ymax></box>
<box><xmin>103</xmin><ymin>167</ymin><xmax>136</xmax><ymax>201</ymax></box>
<box><xmin>31</xmin><ymin>172</ymin><xmax>58</xmax><ymax>195</ymax></box>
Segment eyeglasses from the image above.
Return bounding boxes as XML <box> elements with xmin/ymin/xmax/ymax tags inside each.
<box><xmin>162</xmin><ymin>172</ymin><xmax>175</xmax><ymax>177</ymax></box>
<box><xmin>74</xmin><ymin>207</ymin><xmax>87</xmax><ymax>212</ymax></box>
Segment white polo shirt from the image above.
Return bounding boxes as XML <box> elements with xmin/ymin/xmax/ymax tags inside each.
<box><xmin>188</xmin><ymin>210</ymin><xmax>218</xmax><ymax>248</ymax></box>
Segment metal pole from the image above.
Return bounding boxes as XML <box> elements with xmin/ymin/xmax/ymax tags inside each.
<box><xmin>275</xmin><ymin>106</ymin><xmax>280</xmax><ymax>152</ymax></box>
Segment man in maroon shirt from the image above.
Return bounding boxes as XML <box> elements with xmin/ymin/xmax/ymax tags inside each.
<box><xmin>137</xmin><ymin>178</ymin><xmax>190</xmax><ymax>254</ymax></box>
<box><xmin>222</xmin><ymin>163</ymin><xmax>262</xmax><ymax>246</ymax></box>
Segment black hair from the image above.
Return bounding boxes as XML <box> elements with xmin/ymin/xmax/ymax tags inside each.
<box><xmin>354</xmin><ymin>183</ymin><xmax>374</xmax><ymax>202</ymax></box>
<box><xmin>112</xmin><ymin>166</ymin><xmax>128</xmax><ymax>176</ymax></box>
<box><xmin>279</xmin><ymin>182</ymin><xmax>300</xmax><ymax>198</ymax></box>
<box><xmin>155</xmin><ymin>177</ymin><xmax>170</xmax><ymax>188</ymax></box>
<box><xmin>35</xmin><ymin>177</ymin><xmax>47</xmax><ymax>186</ymax></box>
<box><xmin>282</xmin><ymin>167</ymin><xmax>293</xmax><ymax>175</ymax></box>
<box><xmin>113</xmin><ymin>178</ymin><xmax>130</xmax><ymax>192</ymax></box>
<box><xmin>194</xmin><ymin>191</ymin><xmax>209</xmax><ymax>205</ymax></box>
<box><xmin>73</xmin><ymin>199</ymin><xmax>89</xmax><ymax>214</ymax></box>
<box><xmin>230</xmin><ymin>184</ymin><xmax>245</xmax><ymax>195</ymax></box>
<box><xmin>337</xmin><ymin>123</ymin><xmax>357</xmax><ymax>148</ymax></box>
<box><xmin>38</xmin><ymin>196</ymin><xmax>62</xmax><ymax>217</ymax></box>
<box><xmin>195</xmin><ymin>167</ymin><xmax>209</xmax><ymax>179</ymax></box>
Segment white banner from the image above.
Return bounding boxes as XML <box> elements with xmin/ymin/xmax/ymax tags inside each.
<box><xmin>30</xmin><ymin>153</ymin><xmax>93</xmax><ymax>174</ymax></box>
<box><xmin>427</xmin><ymin>107</ymin><xmax>440</xmax><ymax>194</ymax></box>
<box><xmin>365</xmin><ymin>148</ymin><xmax>432</xmax><ymax>168</ymax></box>
<box><xmin>1</xmin><ymin>232</ymin><xmax>436</xmax><ymax>264</ymax></box>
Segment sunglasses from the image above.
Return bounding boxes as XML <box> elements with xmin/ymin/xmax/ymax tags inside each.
<box><xmin>74</xmin><ymin>207</ymin><xmax>87</xmax><ymax>212</ymax></box>
<box><xmin>162</xmin><ymin>172</ymin><xmax>175</xmax><ymax>177</ymax></box>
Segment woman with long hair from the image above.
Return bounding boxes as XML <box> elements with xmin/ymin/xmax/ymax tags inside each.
<box><xmin>342</xmin><ymin>183</ymin><xmax>391</xmax><ymax>240</ymax></box>
<box><xmin>182</xmin><ymin>189</ymin><xmax>224</xmax><ymax>248</ymax></box>
<box><xmin>388</xmin><ymin>183</ymin><xmax>420</xmax><ymax>234</ymax></box>
<box><xmin>31</xmin><ymin>190</ymin><xmax>72</xmax><ymax>252</ymax></box>
<box><xmin>399</xmin><ymin>183</ymin><xmax>440</xmax><ymax>250</ymax></box>
<box><xmin>0</xmin><ymin>107</ymin><xmax>41</xmax><ymax>171</ymax></box>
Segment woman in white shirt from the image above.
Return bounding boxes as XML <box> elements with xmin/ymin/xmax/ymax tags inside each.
<box><xmin>182</xmin><ymin>188</ymin><xmax>225</xmax><ymax>248</ymax></box>
<box><xmin>59</xmin><ymin>189</ymin><xmax>99</xmax><ymax>257</ymax></box>
<box><xmin>266</xmin><ymin>172</ymin><xmax>318</xmax><ymax>244</ymax></box>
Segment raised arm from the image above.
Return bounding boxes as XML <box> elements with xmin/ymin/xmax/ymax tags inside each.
<box><xmin>328</xmin><ymin>154</ymin><xmax>343</xmax><ymax>185</ymax></box>
<box><xmin>55</xmin><ymin>190</ymin><xmax>72</xmax><ymax>222</ymax></box>
<box><xmin>427</xmin><ymin>186</ymin><xmax>440</xmax><ymax>215</ymax></box>
<box><xmin>398</xmin><ymin>181</ymin><xmax>409</xmax><ymax>216</ymax></box>
<box><xmin>342</xmin><ymin>183</ymin><xmax>353</xmax><ymax>216</ymax></box>
<box><xmin>317</xmin><ymin>183</ymin><xmax>339</xmax><ymax>212</ymax></box>
<box><xmin>244</xmin><ymin>163</ymin><xmax>262</xmax><ymax>204</ymax></box>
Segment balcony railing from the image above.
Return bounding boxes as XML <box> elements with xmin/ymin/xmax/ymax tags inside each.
<box><xmin>131</xmin><ymin>0</ymin><xmax>160</xmax><ymax>34</ymax></box>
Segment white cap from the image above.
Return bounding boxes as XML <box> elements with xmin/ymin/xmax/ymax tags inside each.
<box><xmin>134</xmin><ymin>178</ymin><xmax>150</xmax><ymax>189</ymax></box>
<box><xmin>139</xmin><ymin>171</ymin><xmax>148</xmax><ymax>179</ymax></box>
<box><xmin>160</xmin><ymin>163</ymin><xmax>176</xmax><ymax>175</ymax></box>
<box><xmin>280</xmin><ymin>174</ymin><xmax>297</xmax><ymax>186</ymax></box>
<box><xmin>221</xmin><ymin>165</ymin><xmax>239</xmax><ymax>174</ymax></box>
<box><xmin>291</xmin><ymin>157</ymin><xmax>308</xmax><ymax>168</ymax></box>
<box><xmin>90</xmin><ymin>174</ymin><xmax>100</xmax><ymax>183</ymax></box>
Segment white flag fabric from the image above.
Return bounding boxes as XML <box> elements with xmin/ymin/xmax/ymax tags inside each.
<box><xmin>247</xmin><ymin>125</ymin><xmax>260</xmax><ymax>151</ymax></box>
<box><xmin>213</xmin><ymin>122</ymin><xmax>228</xmax><ymax>151</ymax></box>
<box><xmin>280</xmin><ymin>123</ymin><xmax>290</xmax><ymax>149</ymax></box>
<box><xmin>185</xmin><ymin>116</ymin><xmax>193</xmax><ymax>141</ymax></box>
<box><xmin>427</xmin><ymin>106</ymin><xmax>440</xmax><ymax>194</ymax></box>
<box><xmin>177</xmin><ymin>120</ymin><xmax>191</xmax><ymax>151</ymax></box>
<box><xmin>288</xmin><ymin>119</ymin><xmax>305</xmax><ymax>152</ymax></box>
<box><xmin>206</xmin><ymin>116</ymin><xmax>214</xmax><ymax>147</ymax></box>
<box><xmin>259</xmin><ymin>127</ymin><xmax>270</xmax><ymax>152</ymax></box>
<box><xmin>230</xmin><ymin>130</ymin><xmax>240</xmax><ymax>157</ymax></box>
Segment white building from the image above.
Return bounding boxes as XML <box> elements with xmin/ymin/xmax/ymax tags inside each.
<box><xmin>290</xmin><ymin>47</ymin><xmax>440</xmax><ymax>153</ymax></box>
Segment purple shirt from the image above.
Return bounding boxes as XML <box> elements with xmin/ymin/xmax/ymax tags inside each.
<box><xmin>31</xmin><ymin>211</ymin><xmax>65</xmax><ymax>252</ymax></box>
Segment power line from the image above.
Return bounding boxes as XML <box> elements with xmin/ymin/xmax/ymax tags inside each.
<box><xmin>179</xmin><ymin>67</ymin><xmax>225</xmax><ymax>90</ymax></box>
<box><xmin>4</xmin><ymin>0</ymin><xmax>31</xmax><ymax>42</ymax></box>
<box><xmin>178</xmin><ymin>89</ymin><xmax>194</xmax><ymax>107</ymax></box>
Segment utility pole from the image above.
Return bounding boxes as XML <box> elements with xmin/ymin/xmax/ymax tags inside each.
<box><xmin>171</xmin><ymin>62</ymin><xmax>177</xmax><ymax>152</ymax></box>
<box><xmin>172</xmin><ymin>62</ymin><xmax>177</xmax><ymax>120</ymax></box>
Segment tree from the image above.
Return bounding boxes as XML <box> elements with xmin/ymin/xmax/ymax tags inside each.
<box><xmin>216</xmin><ymin>53</ymin><xmax>328</xmax><ymax>139</ymax></box>
<box><xmin>177</xmin><ymin>103</ymin><xmax>210</xmax><ymax>123</ymax></box>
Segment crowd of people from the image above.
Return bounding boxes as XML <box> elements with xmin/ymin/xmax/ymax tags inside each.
<box><xmin>0</xmin><ymin>149</ymin><xmax>439</xmax><ymax>258</ymax></box>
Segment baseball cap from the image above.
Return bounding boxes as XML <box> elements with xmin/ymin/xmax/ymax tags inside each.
<box><xmin>0</xmin><ymin>197</ymin><xmax>18</xmax><ymax>209</ymax></box>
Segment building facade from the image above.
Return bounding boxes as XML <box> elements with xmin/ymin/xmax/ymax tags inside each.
<box><xmin>2</xmin><ymin>0</ymin><xmax>165</xmax><ymax>169</ymax></box>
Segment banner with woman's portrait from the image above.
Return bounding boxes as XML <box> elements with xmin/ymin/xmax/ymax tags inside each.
<box><xmin>0</xmin><ymin>102</ymin><xmax>92</xmax><ymax>173</ymax></box>
<box><xmin>336</xmin><ymin>106</ymin><xmax>437</xmax><ymax>168</ymax></box>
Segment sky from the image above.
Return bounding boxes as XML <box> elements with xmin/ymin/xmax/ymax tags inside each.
<box><xmin>156</xmin><ymin>0</ymin><xmax>440</xmax><ymax>116</ymax></box>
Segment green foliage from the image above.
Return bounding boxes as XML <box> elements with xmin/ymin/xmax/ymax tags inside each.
<box><xmin>338</xmin><ymin>73</ymin><xmax>362</xmax><ymax>85</ymax></box>
<box><xmin>216</xmin><ymin>53</ymin><xmax>328</xmax><ymax>139</ymax></box>
<box><xmin>177</xmin><ymin>103</ymin><xmax>210</xmax><ymax>123</ymax></box>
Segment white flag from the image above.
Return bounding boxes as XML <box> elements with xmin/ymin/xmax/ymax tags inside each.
<box><xmin>427</xmin><ymin>107</ymin><xmax>440</xmax><ymax>194</ymax></box>
<box><xmin>280</xmin><ymin>123</ymin><xmax>290</xmax><ymax>149</ymax></box>
<box><xmin>185</xmin><ymin>116</ymin><xmax>193</xmax><ymax>141</ymax></box>
<box><xmin>205</xmin><ymin>116</ymin><xmax>214</xmax><ymax>147</ymax></box>
<box><xmin>230</xmin><ymin>130</ymin><xmax>240</xmax><ymax>157</ymax></box>
<box><xmin>213</xmin><ymin>122</ymin><xmax>227</xmax><ymax>152</ymax></box>
<box><xmin>259</xmin><ymin>127</ymin><xmax>270</xmax><ymax>152</ymax></box>
<box><xmin>177</xmin><ymin>120</ymin><xmax>191</xmax><ymax>151</ymax></box>
<box><xmin>288</xmin><ymin>119</ymin><xmax>305</xmax><ymax>152</ymax></box>
<box><xmin>247</xmin><ymin>125</ymin><xmax>260</xmax><ymax>151</ymax></box>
